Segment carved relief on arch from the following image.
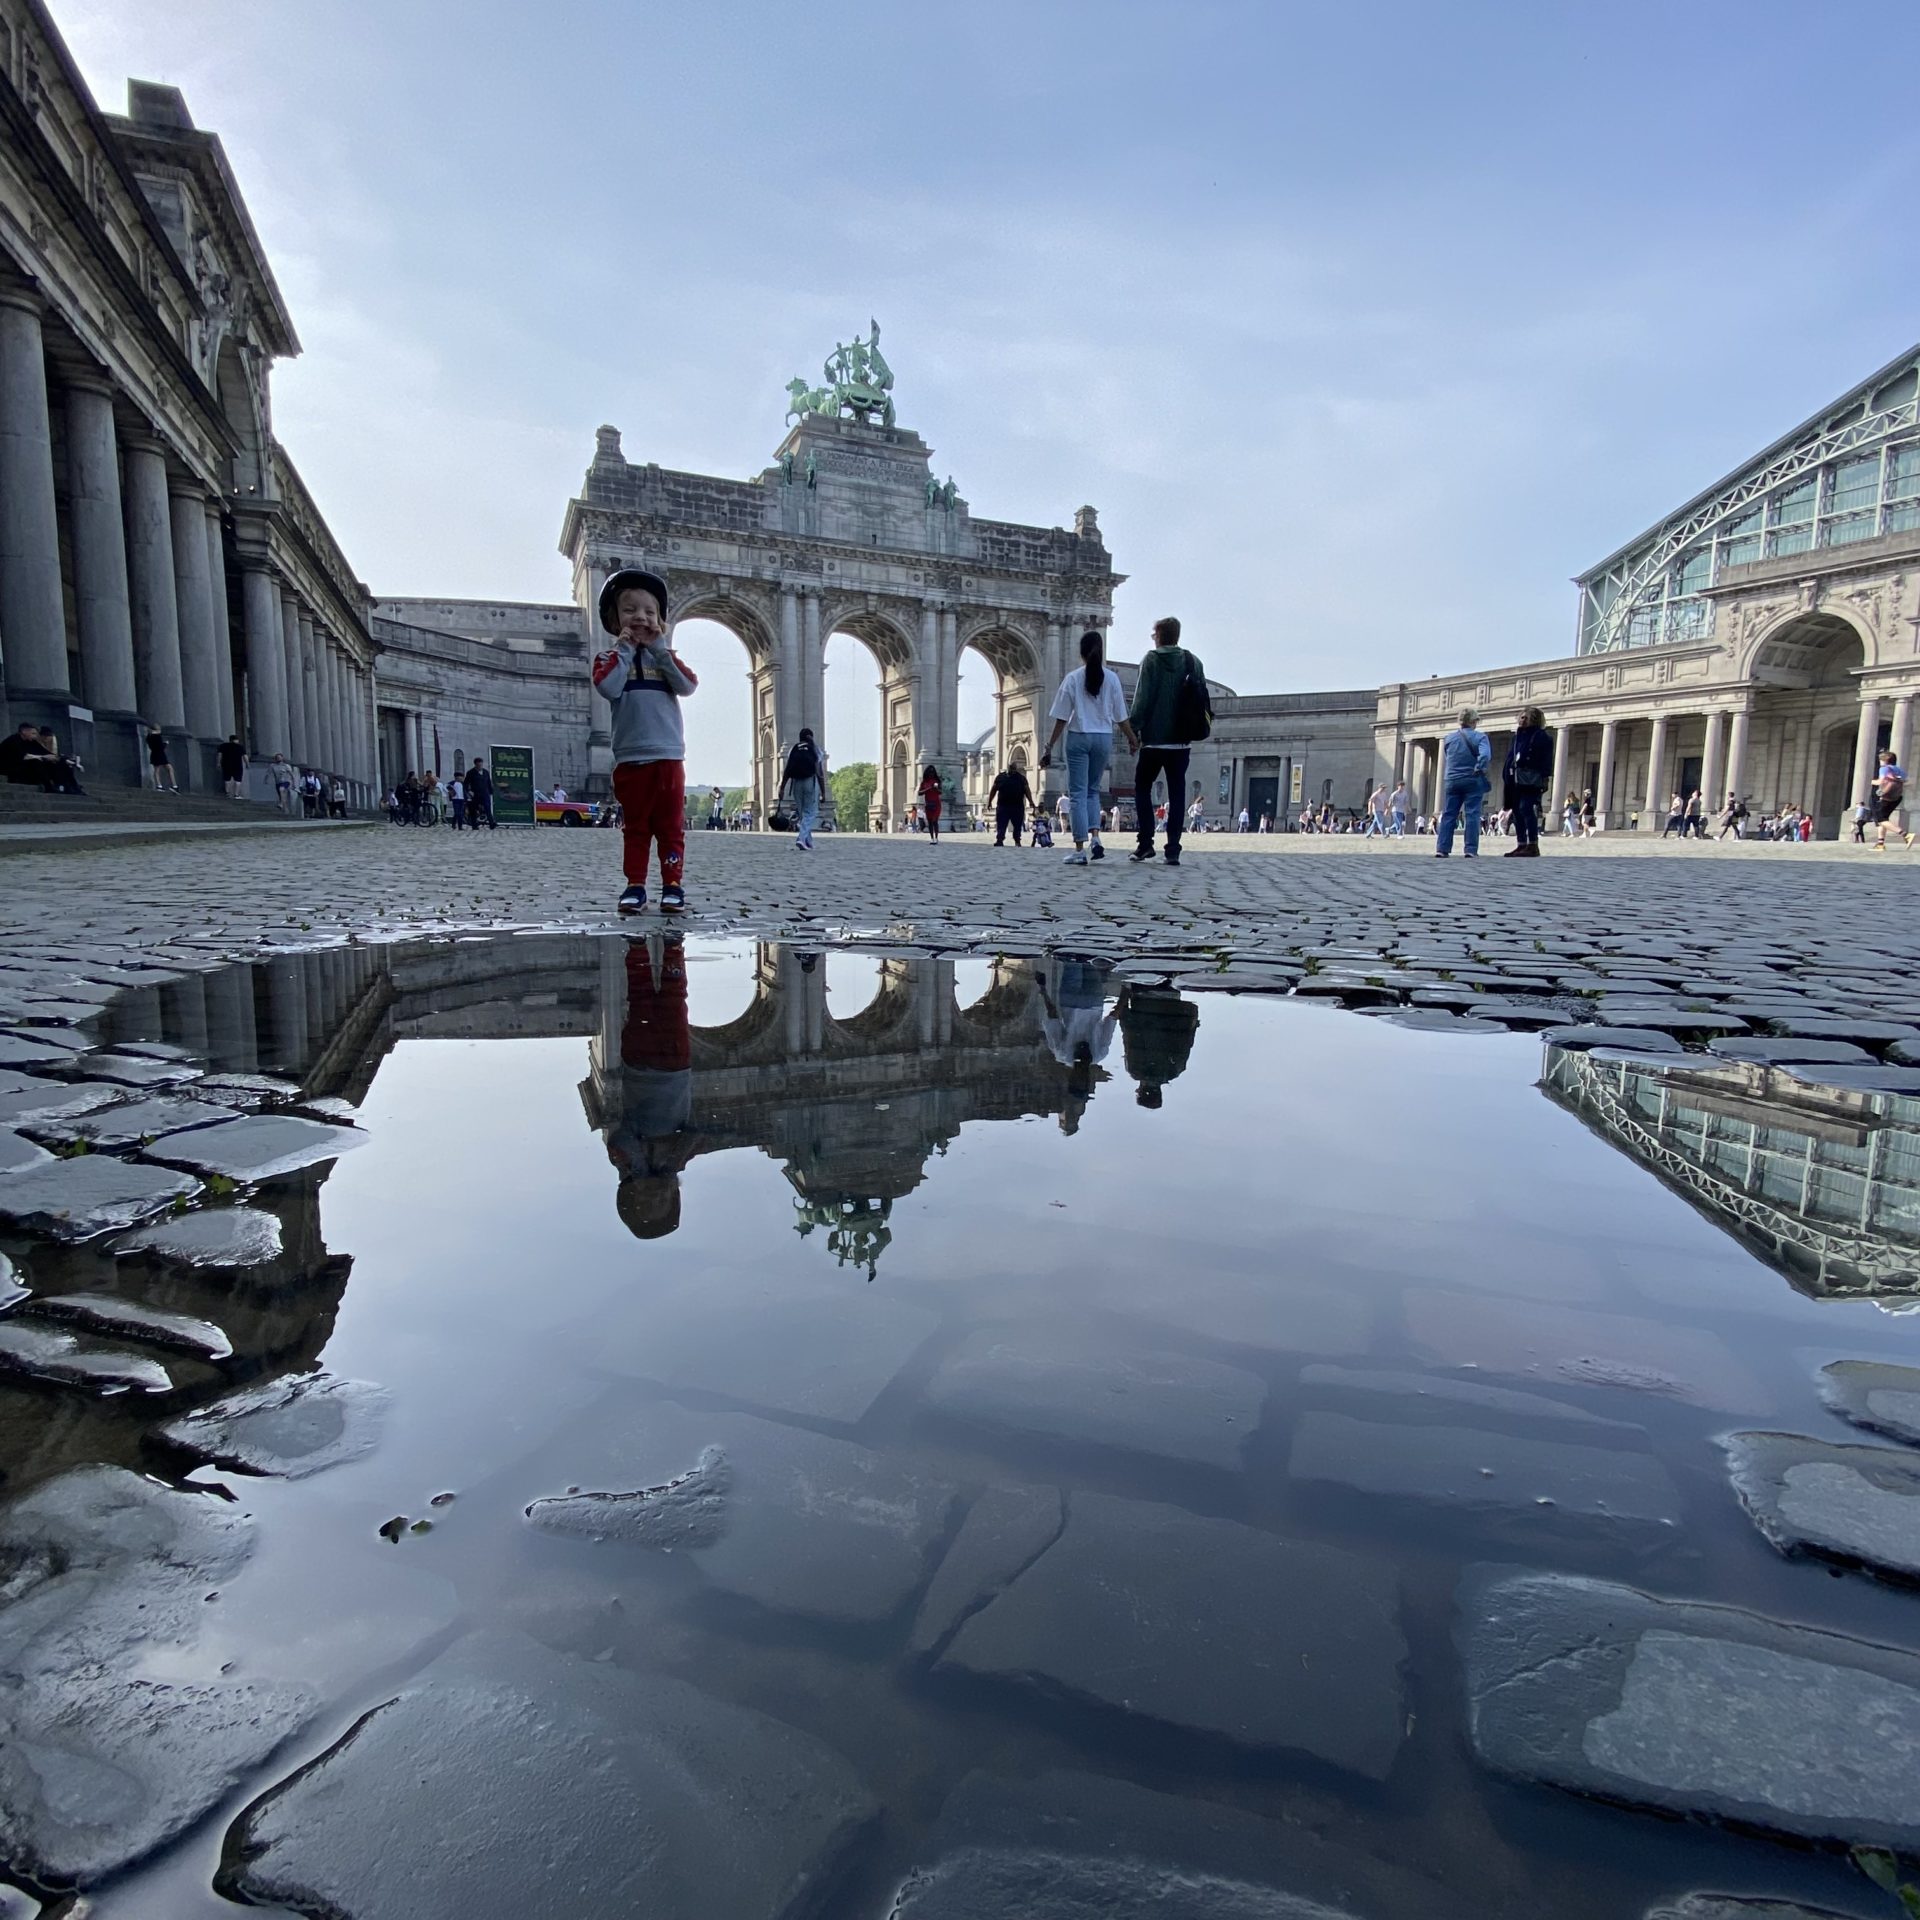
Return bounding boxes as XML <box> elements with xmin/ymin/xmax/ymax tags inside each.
<box><xmin>957</xmin><ymin>615</ymin><xmax>1043</xmax><ymax>682</ymax></box>
<box><xmin>669</xmin><ymin>579</ymin><xmax>778</xmax><ymax>657</ymax></box>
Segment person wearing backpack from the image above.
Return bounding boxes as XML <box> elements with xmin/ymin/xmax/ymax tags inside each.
<box><xmin>1872</xmin><ymin>748</ymin><xmax>1910</xmax><ymax>851</ymax></box>
<box><xmin>1127</xmin><ymin>616</ymin><xmax>1210</xmax><ymax>867</ymax></box>
<box><xmin>778</xmin><ymin>726</ymin><xmax>827</xmax><ymax>850</ymax></box>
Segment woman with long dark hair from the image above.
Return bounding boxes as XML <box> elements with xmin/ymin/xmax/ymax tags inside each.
<box><xmin>918</xmin><ymin>764</ymin><xmax>944</xmax><ymax>842</ymax></box>
<box><xmin>1501</xmin><ymin>706</ymin><xmax>1554</xmax><ymax>857</ymax></box>
<box><xmin>1039</xmin><ymin>629</ymin><xmax>1140</xmax><ymax>866</ymax></box>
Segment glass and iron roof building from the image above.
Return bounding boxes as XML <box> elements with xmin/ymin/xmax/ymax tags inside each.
<box><xmin>1376</xmin><ymin>343</ymin><xmax>1920</xmax><ymax>837</ymax></box>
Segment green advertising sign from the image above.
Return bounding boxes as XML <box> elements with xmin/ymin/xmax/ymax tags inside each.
<box><xmin>491</xmin><ymin>744</ymin><xmax>535</xmax><ymax>826</ymax></box>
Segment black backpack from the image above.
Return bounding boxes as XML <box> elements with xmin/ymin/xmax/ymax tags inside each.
<box><xmin>1174</xmin><ymin>652</ymin><xmax>1212</xmax><ymax>744</ymax></box>
<box><xmin>783</xmin><ymin>741</ymin><xmax>819</xmax><ymax>784</ymax></box>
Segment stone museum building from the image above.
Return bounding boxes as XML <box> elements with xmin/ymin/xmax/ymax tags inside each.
<box><xmin>1375</xmin><ymin>343</ymin><xmax>1920</xmax><ymax>836</ymax></box>
<box><xmin>0</xmin><ymin>6</ymin><xmax>379</xmax><ymax>802</ymax></box>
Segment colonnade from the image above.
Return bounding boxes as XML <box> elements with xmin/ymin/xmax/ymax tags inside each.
<box><xmin>0</xmin><ymin>286</ymin><xmax>375</xmax><ymax>803</ymax></box>
<box><xmin>1393</xmin><ymin>686</ymin><xmax>1913</xmax><ymax>837</ymax></box>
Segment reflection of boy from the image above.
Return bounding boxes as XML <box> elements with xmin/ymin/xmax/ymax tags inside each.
<box><xmin>606</xmin><ymin>936</ymin><xmax>694</xmax><ymax>1239</ymax></box>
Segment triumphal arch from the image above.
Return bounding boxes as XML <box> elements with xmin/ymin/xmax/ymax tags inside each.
<box><xmin>558</xmin><ymin>326</ymin><xmax>1122</xmax><ymax>821</ymax></box>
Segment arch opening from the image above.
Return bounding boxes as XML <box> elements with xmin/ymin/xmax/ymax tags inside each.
<box><xmin>664</xmin><ymin>614</ymin><xmax>758</xmax><ymax>800</ymax></box>
<box><xmin>959</xmin><ymin>625</ymin><xmax>1045</xmax><ymax>819</ymax></box>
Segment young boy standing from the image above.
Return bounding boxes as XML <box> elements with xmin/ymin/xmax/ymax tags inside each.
<box><xmin>591</xmin><ymin>568</ymin><xmax>698</xmax><ymax>914</ymax></box>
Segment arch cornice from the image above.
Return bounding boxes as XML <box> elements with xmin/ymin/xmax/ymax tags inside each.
<box><xmin>1730</xmin><ymin>594</ymin><xmax>1878</xmax><ymax>682</ymax></box>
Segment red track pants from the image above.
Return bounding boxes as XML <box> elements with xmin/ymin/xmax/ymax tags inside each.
<box><xmin>612</xmin><ymin>760</ymin><xmax>686</xmax><ymax>889</ymax></box>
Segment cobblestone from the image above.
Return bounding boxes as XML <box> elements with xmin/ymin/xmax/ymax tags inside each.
<box><xmin>0</xmin><ymin>834</ymin><xmax>1916</xmax><ymax>1036</ymax></box>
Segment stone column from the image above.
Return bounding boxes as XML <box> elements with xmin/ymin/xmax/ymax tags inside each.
<box><xmin>327</xmin><ymin>642</ymin><xmax>346</xmax><ymax>785</ymax></box>
<box><xmin>279</xmin><ymin>588</ymin><xmax>308</xmax><ymax>764</ymax></box>
<box><xmin>297</xmin><ymin>611</ymin><xmax>323</xmax><ymax>770</ymax></box>
<box><xmin>1725</xmin><ymin>704</ymin><xmax>1752</xmax><ymax>806</ymax></box>
<box><xmin>1594</xmin><ymin>719</ymin><xmax>1619</xmax><ymax>827</ymax></box>
<box><xmin>314</xmin><ymin>633</ymin><xmax>336</xmax><ymax>778</ymax></box>
<box><xmin>241</xmin><ymin>564</ymin><xmax>290</xmax><ymax>757</ymax></box>
<box><xmin>916</xmin><ymin>603</ymin><xmax>938</xmax><ymax>762</ymax></box>
<box><xmin>62</xmin><ymin>376</ymin><xmax>138</xmax><ymax>768</ymax></box>
<box><xmin>1642</xmin><ymin>714</ymin><xmax>1668</xmax><ymax>832</ymax></box>
<box><xmin>169</xmin><ymin>478</ymin><xmax>222</xmax><ymax>761</ymax></box>
<box><xmin>1699</xmin><ymin>710</ymin><xmax>1726</xmax><ymax>816</ymax></box>
<box><xmin>0</xmin><ymin>290</ymin><xmax>69</xmax><ymax>714</ymax></box>
<box><xmin>801</xmin><ymin>591</ymin><xmax>822</xmax><ymax>741</ymax></box>
<box><xmin>1549</xmin><ymin>725</ymin><xmax>1573</xmax><ymax>821</ymax></box>
<box><xmin>122</xmin><ymin>434</ymin><xmax>186</xmax><ymax>734</ymax></box>
<box><xmin>939</xmin><ymin>609</ymin><xmax>961</xmax><ymax>760</ymax></box>
<box><xmin>202</xmin><ymin>504</ymin><xmax>236</xmax><ymax>738</ymax></box>
<box><xmin>776</xmin><ymin>587</ymin><xmax>801</xmax><ymax>753</ymax></box>
<box><xmin>202</xmin><ymin>963</ymin><xmax>257</xmax><ymax>1072</ymax></box>
<box><xmin>1851</xmin><ymin>695</ymin><xmax>1883</xmax><ymax>815</ymax></box>
<box><xmin>1892</xmin><ymin>695</ymin><xmax>1915</xmax><ymax>836</ymax></box>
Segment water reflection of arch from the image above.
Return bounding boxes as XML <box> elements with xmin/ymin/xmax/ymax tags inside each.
<box><xmin>1543</xmin><ymin>1046</ymin><xmax>1920</xmax><ymax>1300</ymax></box>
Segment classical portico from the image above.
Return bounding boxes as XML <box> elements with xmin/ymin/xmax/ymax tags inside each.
<box><xmin>558</xmin><ymin>330</ymin><xmax>1121</xmax><ymax>824</ymax></box>
<box><xmin>1377</xmin><ymin>343</ymin><xmax>1920</xmax><ymax>837</ymax></box>
<box><xmin>0</xmin><ymin>37</ymin><xmax>377</xmax><ymax>802</ymax></box>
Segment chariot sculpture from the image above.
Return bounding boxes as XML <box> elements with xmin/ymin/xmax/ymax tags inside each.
<box><xmin>786</xmin><ymin>320</ymin><xmax>896</xmax><ymax>428</ymax></box>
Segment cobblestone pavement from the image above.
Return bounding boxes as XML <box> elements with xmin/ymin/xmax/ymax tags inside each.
<box><xmin>2</xmin><ymin>827</ymin><xmax>1919</xmax><ymax>1058</ymax></box>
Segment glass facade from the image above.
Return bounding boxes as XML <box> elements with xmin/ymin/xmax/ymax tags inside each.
<box><xmin>1578</xmin><ymin>357</ymin><xmax>1920</xmax><ymax>652</ymax></box>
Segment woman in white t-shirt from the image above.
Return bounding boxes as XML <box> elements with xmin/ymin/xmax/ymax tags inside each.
<box><xmin>1038</xmin><ymin>630</ymin><xmax>1140</xmax><ymax>867</ymax></box>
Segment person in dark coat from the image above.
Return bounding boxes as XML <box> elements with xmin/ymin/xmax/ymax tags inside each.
<box><xmin>466</xmin><ymin>759</ymin><xmax>496</xmax><ymax>829</ymax></box>
<box><xmin>988</xmin><ymin>763</ymin><xmax>1034</xmax><ymax>846</ymax></box>
<box><xmin>1501</xmin><ymin>706</ymin><xmax>1555</xmax><ymax>857</ymax></box>
<box><xmin>1116</xmin><ymin>982</ymin><xmax>1200</xmax><ymax>1109</ymax></box>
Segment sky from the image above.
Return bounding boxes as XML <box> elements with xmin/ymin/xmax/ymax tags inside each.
<box><xmin>60</xmin><ymin>0</ymin><xmax>1920</xmax><ymax>786</ymax></box>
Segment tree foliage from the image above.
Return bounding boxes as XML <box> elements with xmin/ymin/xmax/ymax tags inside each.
<box><xmin>830</xmin><ymin>761</ymin><xmax>877</xmax><ymax>831</ymax></box>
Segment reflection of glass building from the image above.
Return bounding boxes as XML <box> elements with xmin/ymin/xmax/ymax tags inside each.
<box><xmin>1377</xmin><ymin>343</ymin><xmax>1920</xmax><ymax>837</ymax></box>
<box><xmin>1543</xmin><ymin>1047</ymin><xmax>1920</xmax><ymax>1301</ymax></box>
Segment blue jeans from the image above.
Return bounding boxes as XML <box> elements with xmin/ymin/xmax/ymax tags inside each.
<box><xmin>1437</xmin><ymin>779</ymin><xmax>1484</xmax><ymax>856</ymax></box>
<box><xmin>793</xmin><ymin>777</ymin><xmax>819</xmax><ymax>844</ymax></box>
<box><xmin>1064</xmin><ymin>730</ymin><xmax>1110</xmax><ymax>843</ymax></box>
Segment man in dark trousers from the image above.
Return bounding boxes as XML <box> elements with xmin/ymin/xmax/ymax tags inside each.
<box><xmin>1128</xmin><ymin>615</ymin><xmax>1210</xmax><ymax>867</ymax></box>
<box><xmin>465</xmin><ymin>758</ymin><xmax>496</xmax><ymax>829</ymax></box>
<box><xmin>989</xmin><ymin>762</ymin><xmax>1034</xmax><ymax>846</ymax></box>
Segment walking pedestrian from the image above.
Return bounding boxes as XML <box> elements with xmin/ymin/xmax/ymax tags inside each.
<box><xmin>779</xmin><ymin>726</ymin><xmax>826</xmax><ymax>850</ymax></box>
<box><xmin>1579</xmin><ymin>788</ymin><xmax>1597</xmax><ymax>837</ymax></box>
<box><xmin>591</xmin><ymin>565</ymin><xmax>699</xmax><ymax>915</ymax></box>
<box><xmin>1237</xmin><ymin>804</ymin><xmax>1251</xmax><ymax>833</ymax></box>
<box><xmin>271</xmin><ymin>753</ymin><xmax>294</xmax><ymax>814</ymax></box>
<box><xmin>329</xmin><ymin>776</ymin><xmax>347</xmax><ymax>819</ymax></box>
<box><xmin>1040</xmin><ymin>628</ymin><xmax>1138</xmax><ymax>866</ymax></box>
<box><xmin>989</xmin><ymin>761</ymin><xmax>1034</xmax><ymax>846</ymax></box>
<box><xmin>1683</xmin><ymin>789</ymin><xmax>1704</xmax><ymax>838</ymax></box>
<box><xmin>1872</xmin><ymin>749</ymin><xmax>1910</xmax><ymax>849</ymax></box>
<box><xmin>145</xmin><ymin>725</ymin><xmax>176</xmax><ymax>792</ymax></box>
<box><xmin>1501</xmin><ymin>706</ymin><xmax>1554</xmax><ymax>857</ymax></box>
<box><xmin>1389</xmin><ymin>781</ymin><xmax>1408</xmax><ymax>834</ymax></box>
<box><xmin>1127</xmin><ymin>615</ymin><xmax>1210</xmax><ymax>867</ymax></box>
<box><xmin>1719</xmin><ymin>794</ymin><xmax>1747</xmax><ymax>840</ymax></box>
<box><xmin>467</xmin><ymin>758</ymin><xmax>495</xmax><ymax>830</ymax></box>
<box><xmin>448</xmin><ymin>773</ymin><xmax>468</xmax><ymax>830</ymax></box>
<box><xmin>218</xmin><ymin>734</ymin><xmax>247</xmax><ymax>800</ymax></box>
<box><xmin>707</xmin><ymin>786</ymin><xmax>725</xmax><ymax>830</ymax></box>
<box><xmin>918</xmin><ymin>764</ymin><xmax>945</xmax><ymax>843</ymax></box>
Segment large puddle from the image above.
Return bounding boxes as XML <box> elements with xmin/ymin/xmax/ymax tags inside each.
<box><xmin>3</xmin><ymin>934</ymin><xmax>1920</xmax><ymax>1918</ymax></box>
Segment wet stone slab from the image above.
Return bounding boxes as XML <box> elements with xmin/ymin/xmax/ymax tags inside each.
<box><xmin>1722</xmin><ymin>1431</ymin><xmax>1920</xmax><ymax>1582</ymax></box>
<box><xmin>145</xmin><ymin>1112</ymin><xmax>365</xmax><ymax>1182</ymax></box>
<box><xmin>603</xmin><ymin>1289</ymin><xmax>939</xmax><ymax>1424</ymax></box>
<box><xmin>1818</xmin><ymin>1359</ymin><xmax>1920</xmax><ymax>1446</ymax></box>
<box><xmin>0</xmin><ymin>1154</ymin><xmax>199</xmax><ymax>1240</ymax></box>
<box><xmin>526</xmin><ymin>1398</ymin><xmax>958</xmax><ymax>1624</ymax></box>
<box><xmin>74</xmin><ymin>1053</ymin><xmax>202</xmax><ymax>1088</ymax></box>
<box><xmin>921</xmin><ymin>1321</ymin><xmax>1266</xmax><ymax>1470</ymax></box>
<box><xmin>1642</xmin><ymin>1899</ymin><xmax>1866</xmax><ymax>1919</ymax></box>
<box><xmin>938</xmin><ymin>1490</ymin><xmax>1407</xmax><ymax>1779</ymax></box>
<box><xmin>0</xmin><ymin>1322</ymin><xmax>172</xmax><ymax>1394</ymax></box>
<box><xmin>1404</xmin><ymin>1290</ymin><xmax>1768</xmax><ymax>1413</ymax></box>
<box><xmin>158</xmin><ymin>1372</ymin><xmax>389</xmax><ymax>1478</ymax></box>
<box><xmin>0</xmin><ymin>1129</ymin><xmax>48</xmax><ymax>1175</ymax></box>
<box><xmin>21</xmin><ymin>1093</ymin><xmax>232</xmax><ymax>1150</ymax></box>
<box><xmin>222</xmin><ymin>1627</ymin><xmax>874</xmax><ymax>1920</ymax></box>
<box><xmin>26</xmin><ymin>1291</ymin><xmax>231</xmax><ymax>1360</ymax></box>
<box><xmin>0</xmin><ymin>1077</ymin><xmax>124</xmax><ymax>1125</ymax></box>
<box><xmin>1538</xmin><ymin>1025</ymin><xmax>1684</xmax><ymax>1054</ymax></box>
<box><xmin>1297</xmin><ymin>1365</ymin><xmax>1644</xmax><ymax>1440</ymax></box>
<box><xmin>114</xmin><ymin>1204</ymin><xmax>285</xmax><ymax>1268</ymax></box>
<box><xmin>1458</xmin><ymin>1567</ymin><xmax>1920</xmax><ymax>1850</ymax></box>
<box><xmin>0</xmin><ymin>1466</ymin><xmax>315</xmax><ymax>1887</ymax></box>
<box><xmin>1289</xmin><ymin>1412</ymin><xmax>1682</xmax><ymax>1540</ymax></box>
<box><xmin>889</xmin><ymin>1767</ymin><xmax>1473</xmax><ymax>1920</ymax></box>
<box><xmin>909</xmin><ymin>1484</ymin><xmax>1064</xmax><ymax>1657</ymax></box>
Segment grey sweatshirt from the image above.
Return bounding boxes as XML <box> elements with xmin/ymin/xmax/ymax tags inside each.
<box><xmin>590</xmin><ymin>636</ymin><xmax>699</xmax><ymax>765</ymax></box>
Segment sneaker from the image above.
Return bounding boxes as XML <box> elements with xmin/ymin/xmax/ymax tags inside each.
<box><xmin>660</xmin><ymin>883</ymin><xmax>686</xmax><ymax>914</ymax></box>
<box><xmin>1088</xmin><ymin>842</ymin><xmax>1106</xmax><ymax>861</ymax></box>
<box><xmin>1062</xmin><ymin>849</ymin><xmax>1088</xmax><ymax>866</ymax></box>
<box><xmin>617</xmin><ymin>884</ymin><xmax>647</xmax><ymax>915</ymax></box>
<box><xmin>1128</xmin><ymin>848</ymin><xmax>1154</xmax><ymax>863</ymax></box>
<box><xmin>1163</xmin><ymin>851</ymin><xmax>1180</xmax><ymax>866</ymax></box>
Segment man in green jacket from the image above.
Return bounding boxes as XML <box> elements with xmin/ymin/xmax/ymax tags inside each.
<box><xmin>1128</xmin><ymin>616</ymin><xmax>1209</xmax><ymax>866</ymax></box>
